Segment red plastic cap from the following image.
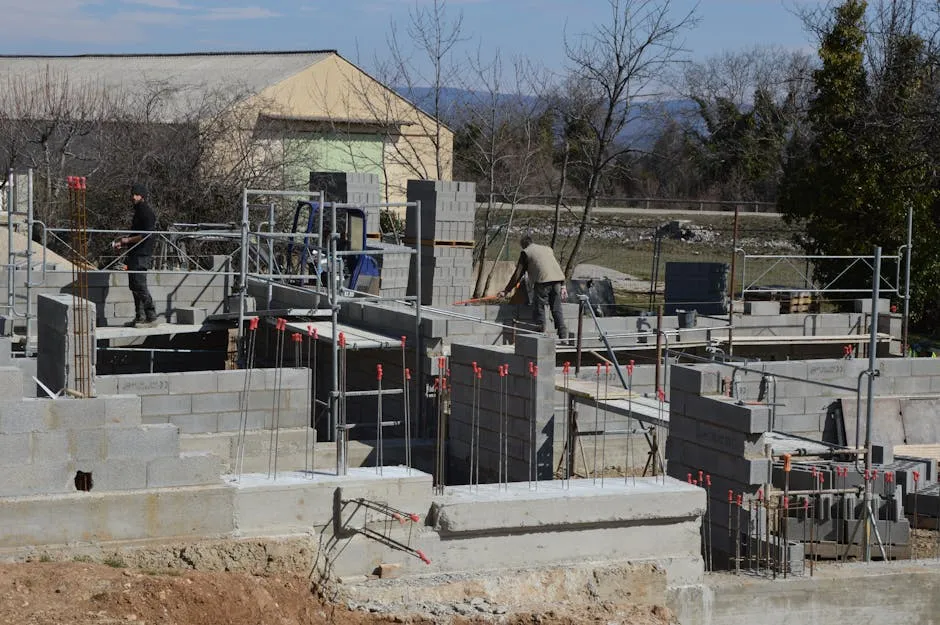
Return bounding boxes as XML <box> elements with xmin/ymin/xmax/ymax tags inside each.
<box><xmin>705</xmin><ymin>475</ymin><xmax>712</xmax><ymax>487</ymax></box>
<box><xmin>248</xmin><ymin>317</ymin><xmax>259</xmax><ymax>331</ymax></box>
<box><xmin>307</xmin><ymin>324</ymin><xmax>314</xmax><ymax>336</ymax></box>
<box><xmin>291</xmin><ymin>332</ymin><xmax>302</xmax><ymax>343</ymax></box>
<box><xmin>595</xmin><ymin>363</ymin><xmax>601</xmax><ymax>375</ymax></box>
<box><xmin>401</xmin><ymin>335</ymin><xmax>407</xmax><ymax>347</ymax></box>
<box><xmin>533</xmin><ymin>365</ymin><xmax>539</xmax><ymax>376</ymax></box>
<box><xmin>563</xmin><ymin>362</ymin><xmax>570</xmax><ymax>374</ymax></box>
<box><xmin>416</xmin><ymin>549</ymin><xmax>431</xmax><ymax>565</ymax></box>
<box><xmin>657</xmin><ymin>388</ymin><xmax>665</xmax><ymax>402</ymax></box>
<box><xmin>476</xmin><ymin>368</ymin><xmax>482</xmax><ymax>379</ymax></box>
<box><xmin>727</xmin><ymin>489</ymin><xmax>733</xmax><ymax>502</ymax></box>
<box><xmin>409</xmin><ymin>513</ymin><xmax>420</xmax><ymax>522</ymax></box>
<box><xmin>405</xmin><ymin>368</ymin><xmax>411</xmax><ymax>380</ymax></box>
<box><xmin>376</xmin><ymin>364</ymin><xmax>383</xmax><ymax>380</ymax></box>
<box><xmin>605</xmin><ymin>363</ymin><xmax>611</xmax><ymax>374</ymax></box>
<box><xmin>504</xmin><ymin>364</ymin><xmax>509</xmax><ymax>375</ymax></box>
<box><xmin>472</xmin><ymin>361</ymin><xmax>477</xmax><ymax>372</ymax></box>
<box><xmin>914</xmin><ymin>471</ymin><xmax>921</xmax><ymax>481</ymax></box>
<box><xmin>339</xmin><ymin>332</ymin><xmax>346</xmax><ymax>348</ymax></box>
<box><xmin>687</xmin><ymin>473</ymin><xmax>692</xmax><ymax>484</ymax></box>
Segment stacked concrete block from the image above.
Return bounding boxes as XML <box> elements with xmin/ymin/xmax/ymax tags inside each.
<box><xmin>664</xmin><ymin>262</ymin><xmax>729</xmax><ymax>316</ymax></box>
<box><xmin>405</xmin><ymin>180</ymin><xmax>476</xmax><ymax>306</ymax></box>
<box><xmin>37</xmin><ymin>294</ymin><xmax>96</xmax><ymax>397</ymax></box>
<box><xmin>448</xmin><ymin>335</ymin><xmax>556</xmax><ymax>484</ymax></box>
<box><xmin>0</xmin><ymin>369</ymin><xmax>220</xmax><ymax>496</ymax></box>
<box><xmin>309</xmin><ymin>171</ymin><xmax>383</xmax><ymax>237</ymax></box>
<box><xmin>370</xmin><ymin>241</ymin><xmax>411</xmax><ymax>300</ymax></box>
<box><xmin>95</xmin><ymin>368</ymin><xmax>309</xmax><ymax>434</ymax></box>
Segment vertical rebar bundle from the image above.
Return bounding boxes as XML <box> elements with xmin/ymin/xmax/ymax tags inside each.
<box><xmin>67</xmin><ymin>176</ymin><xmax>92</xmax><ymax>397</ymax></box>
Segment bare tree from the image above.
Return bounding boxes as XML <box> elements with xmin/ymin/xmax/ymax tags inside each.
<box><xmin>559</xmin><ymin>0</ymin><xmax>698</xmax><ymax>276</ymax></box>
<box><xmin>455</xmin><ymin>52</ymin><xmax>550</xmax><ymax>296</ymax></box>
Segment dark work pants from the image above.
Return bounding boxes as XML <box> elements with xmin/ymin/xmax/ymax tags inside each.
<box><xmin>127</xmin><ymin>255</ymin><xmax>156</xmax><ymax>320</ymax></box>
<box><xmin>533</xmin><ymin>281</ymin><xmax>567</xmax><ymax>338</ymax></box>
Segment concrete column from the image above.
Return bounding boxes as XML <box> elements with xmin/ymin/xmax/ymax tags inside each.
<box><xmin>37</xmin><ymin>294</ymin><xmax>96</xmax><ymax>397</ymax></box>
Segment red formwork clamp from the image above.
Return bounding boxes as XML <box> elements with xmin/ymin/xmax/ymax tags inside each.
<box><xmin>627</xmin><ymin>359</ymin><xmax>635</xmax><ymax>376</ymax></box>
<box><xmin>376</xmin><ymin>364</ymin><xmax>383</xmax><ymax>381</ymax></box>
<box><xmin>248</xmin><ymin>317</ymin><xmax>259</xmax><ymax>331</ymax></box>
<box><xmin>416</xmin><ymin>549</ymin><xmax>431</xmax><ymax>565</ymax></box>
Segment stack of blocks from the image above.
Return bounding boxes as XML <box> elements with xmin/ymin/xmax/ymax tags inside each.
<box><xmin>405</xmin><ymin>180</ymin><xmax>476</xmax><ymax>306</ymax></box>
<box><xmin>309</xmin><ymin>171</ymin><xmax>383</xmax><ymax>237</ymax></box>
<box><xmin>37</xmin><ymin>294</ymin><xmax>96</xmax><ymax>397</ymax></box>
<box><xmin>0</xmin><ymin>365</ymin><xmax>220</xmax><ymax>496</ymax></box>
<box><xmin>369</xmin><ymin>241</ymin><xmax>411</xmax><ymax>300</ymax></box>
<box><xmin>95</xmin><ymin>368</ymin><xmax>309</xmax><ymax>434</ymax></box>
<box><xmin>448</xmin><ymin>335</ymin><xmax>556</xmax><ymax>483</ymax></box>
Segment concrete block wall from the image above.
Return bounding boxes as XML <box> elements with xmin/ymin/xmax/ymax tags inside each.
<box><xmin>95</xmin><ymin>368</ymin><xmax>309</xmax><ymax>434</ymax></box>
<box><xmin>448</xmin><ymin>335</ymin><xmax>556</xmax><ymax>484</ymax></box>
<box><xmin>309</xmin><ymin>171</ymin><xmax>383</xmax><ymax>237</ymax></box>
<box><xmin>37</xmin><ymin>294</ymin><xmax>96</xmax><ymax>397</ymax></box>
<box><xmin>0</xmin><ymin>365</ymin><xmax>219</xmax><ymax>496</ymax></box>
<box><xmin>667</xmin><ymin>364</ymin><xmax>772</xmax><ymax>558</ymax></box>
<box><xmin>4</xmin><ymin>268</ymin><xmax>230</xmax><ymax>327</ymax></box>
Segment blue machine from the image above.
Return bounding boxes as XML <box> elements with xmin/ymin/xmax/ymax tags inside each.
<box><xmin>287</xmin><ymin>201</ymin><xmax>379</xmax><ymax>291</ymax></box>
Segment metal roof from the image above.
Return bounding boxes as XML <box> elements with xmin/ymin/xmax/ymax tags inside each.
<box><xmin>0</xmin><ymin>51</ymin><xmax>336</xmax><ymax>120</ymax></box>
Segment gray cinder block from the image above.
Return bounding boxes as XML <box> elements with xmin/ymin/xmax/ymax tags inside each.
<box><xmin>147</xmin><ymin>453</ymin><xmax>221</xmax><ymax>488</ymax></box>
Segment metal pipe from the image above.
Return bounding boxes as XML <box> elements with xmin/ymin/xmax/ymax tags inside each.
<box><xmin>330</xmin><ymin>194</ymin><xmax>344</xmax><ymax>476</ymax></box>
<box><xmin>903</xmin><ymin>203</ymin><xmax>913</xmax><ymax>357</ymax></box>
<box><xmin>6</xmin><ymin>170</ymin><xmax>13</xmax><ymax>319</ymax></box>
<box><xmin>415</xmin><ymin>200</ymin><xmax>424</xmax><ymax>439</ymax></box>
<box><xmin>238</xmin><ymin>188</ymin><xmax>248</xmax><ymax>347</ymax></box>
<box><xmin>655</xmin><ymin>305</ymin><xmax>663</xmax><ymax>393</ymax></box>
<box><xmin>24</xmin><ymin>169</ymin><xmax>33</xmax><ymax>352</ymax></box>
<box><xmin>863</xmin><ymin>245</ymin><xmax>881</xmax><ymax>562</ymax></box>
<box><xmin>728</xmin><ymin>204</ymin><xmax>740</xmax><ymax>356</ymax></box>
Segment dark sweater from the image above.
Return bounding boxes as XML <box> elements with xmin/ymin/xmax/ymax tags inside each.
<box><xmin>130</xmin><ymin>200</ymin><xmax>157</xmax><ymax>257</ymax></box>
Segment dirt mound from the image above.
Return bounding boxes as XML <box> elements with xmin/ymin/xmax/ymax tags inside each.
<box><xmin>0</xmin><ymin>562</ymin><xmax>676</xmax><ymax>625</ymax></box>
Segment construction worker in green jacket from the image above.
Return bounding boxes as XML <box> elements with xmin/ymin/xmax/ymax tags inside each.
<box><xmin>498</xmin><ymin>234</ymin><xmax>569</xmax><ymax>340</ymax></box>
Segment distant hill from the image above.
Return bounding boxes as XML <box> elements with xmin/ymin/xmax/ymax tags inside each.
<box><xmin>395</xmin><ymin>86</ymin><xmax>698</xmax><ymax>147</ymax></box>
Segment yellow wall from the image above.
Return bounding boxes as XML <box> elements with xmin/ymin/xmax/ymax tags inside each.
<box><xmin>243</xmin><ymin>53</ymin><xmax>453</xmax><ymax>202</ymax></box>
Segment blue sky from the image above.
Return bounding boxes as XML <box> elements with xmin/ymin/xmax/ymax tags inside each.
<box><xmin>1</xmin><ymin>1</ymin><xmax>821</xmax><ymax>74</ymax></box>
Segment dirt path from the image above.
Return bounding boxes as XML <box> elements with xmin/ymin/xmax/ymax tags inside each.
<box><xmin>0</xmin><ymin>562</ymin><xmax>676</xmax><ymax>625</ymax></box>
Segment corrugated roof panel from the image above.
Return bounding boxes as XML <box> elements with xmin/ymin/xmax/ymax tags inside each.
<box><xmin>0</xmin><ymin>51</ymin><xmax>334</xmax><ymax>120</ymax></box>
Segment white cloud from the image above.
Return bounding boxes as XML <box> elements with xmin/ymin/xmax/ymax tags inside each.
<box><xmin>199</xmin><ymin>6</ymin><xmax>280</xmax><ymax>21</ymax></box>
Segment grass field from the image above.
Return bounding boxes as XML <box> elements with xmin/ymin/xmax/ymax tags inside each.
<box><xmin>477</xmin><ymin>209</ymin><xmax>812</xmax><ymax>292</ymax></box>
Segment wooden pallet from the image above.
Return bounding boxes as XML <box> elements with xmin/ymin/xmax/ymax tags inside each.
<box><xmin>404</xmin><ymin>237</ymin><xmax>474</xmax><ymax>248</ymax></box>
<box><xmin>785</xmin><ymin>291</ymin><xmax>813</xmax><ymax>313</ymax></box>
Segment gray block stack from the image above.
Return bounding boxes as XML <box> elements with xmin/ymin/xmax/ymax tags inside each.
<box><xmin>664</xmin><ymin>262</ymin><xmax>729</xmax><ymax>316</ymax></box>
<box><xmin>369</xmin><ymin>241</ymin><xmax>411</xmax><ymax>300</ymax></box>
<box><xmin>405</xmin><ymin>180</ymin><xmax>476</xmax><ymax>307</ymax></box>
<box><xmin>37</xmin><ymin>294</ymin><xmax>96</xmax><ymax>397</ymax></box>
<box><xmin>448</xmin><ymin>335</ymin><xmax>555</xmax><ymax>484</ymax></box>
<box><xmin>309</xmin><ymin>171</ymin><xmax>383</xmax><ymax>237</ymax></box>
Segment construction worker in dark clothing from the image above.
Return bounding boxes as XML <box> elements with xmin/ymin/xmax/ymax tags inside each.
<box><xmin>113</xmin><ymin>183</ymin><xmax>158</xmax><ymax>327</ymax></box>
<box><xmin>498</xmin><ymin>234</ymin><xmax>569</xmax><ymax>340</ymax></box>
